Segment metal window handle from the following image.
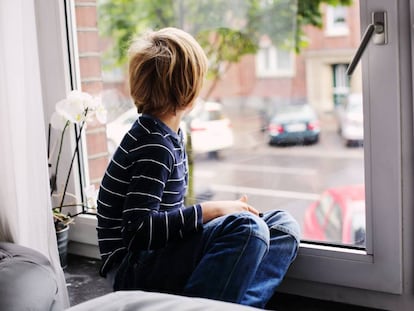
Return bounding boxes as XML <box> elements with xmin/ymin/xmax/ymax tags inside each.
<box><xmin>346</xmin><ymin>11</ymin><xmax>387</xmax><ymax>76</ymax></box>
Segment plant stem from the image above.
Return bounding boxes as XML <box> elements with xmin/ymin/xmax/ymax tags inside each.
<box><xmin>51</xmin><ymin>121</ymin><xmax>70</xmax><ymax>196</ymax></box>
<box><xmin>58</xmin><ymin>117</ymin><xmax>87</xmax><ymax>211</ymax></box>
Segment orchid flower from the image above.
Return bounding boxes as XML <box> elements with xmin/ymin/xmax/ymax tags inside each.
<box><xmin>49</xmin><ymin>90</ymin><xmax>106</xmax><ymax>224</ymax></box>
<box><xmin>51</xmin><ymin>90</ymin><xmax>106</xmax><ymax>129</ymax></box>
<box><xmin>84</xmin><ymin>185</ymin><xmax>98</xmax><ymax>210</ymax></box>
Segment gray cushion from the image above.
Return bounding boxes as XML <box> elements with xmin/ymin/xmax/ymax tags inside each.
<box><xmin>0</xmin><ymin>242</ymin><xmax>62</xmax><ymax>311</ymax></box>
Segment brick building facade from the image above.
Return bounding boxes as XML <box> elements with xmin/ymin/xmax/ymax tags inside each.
<box><xmin>73</xmin><ymin>0</ymin><xmax>362</xmax><ymax>187</ymax></box>
<box><xmin>74</xmin><ymin>0</ymin><xmax>108</xmax><ymax>187</ymax></box>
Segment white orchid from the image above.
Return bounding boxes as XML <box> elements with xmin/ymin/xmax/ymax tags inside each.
<box><xmin>50</xmin><ymin>111</ymin><xmax>68</xmax><ymax>132</ymax></box>
<box><xmin>49</xmin><ymin>90</ymin><xmax>107</xmax><ymax>228</ymax></box>
<box><xmin>93</xmin><ymin>96</ymin><xmax>108</xmax><ymax>124</ymax></box>
<box><xmin>51</xmin><ymin>90</ymin><xmax>106</xmax><ymax>129</ymax></box>
<box><xmin>84</xmin><ymin>185</ymin><xmax>98</xmax><ymax>210</ymax></box>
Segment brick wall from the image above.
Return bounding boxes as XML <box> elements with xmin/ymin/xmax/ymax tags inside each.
<box><xmin>75</xmin><ymin>0</ymin><xmax>109</xmax><ymax>187</ymax></box>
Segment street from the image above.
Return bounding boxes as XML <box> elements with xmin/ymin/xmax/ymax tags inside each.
<box><xmin>191</xmin><ymin>111</ymin><xmax>365</xmax><ymax>229</ymax></box>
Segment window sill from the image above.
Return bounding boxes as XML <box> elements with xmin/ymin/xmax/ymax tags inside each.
<box><xmin>68</xmin><ymin>214</ymin><xmax>100</xmax><ymax>259</ymax></box>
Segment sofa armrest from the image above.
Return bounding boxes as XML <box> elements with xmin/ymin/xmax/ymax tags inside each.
<box><xmin>0</xmin><ymin>242</ymin><xmax>62</xmax><ymax>311</ymax></box>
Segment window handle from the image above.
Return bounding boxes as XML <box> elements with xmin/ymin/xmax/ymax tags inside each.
<box><xmin>346</xmin><ymin>11</ymin><xmax>387</xmax><ymax>76</ymax></box>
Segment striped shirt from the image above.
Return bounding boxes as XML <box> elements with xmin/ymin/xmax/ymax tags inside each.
<box><xmin>97</xmin><ymin>114</ymin><xmax>203</xmax><ymax>276</ymax></box>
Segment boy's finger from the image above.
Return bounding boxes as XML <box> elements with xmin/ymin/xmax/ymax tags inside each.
<box><xmin>239</xmin><ymin>194</ymin><xmax>248</xmax><ymax>203</ymax></box>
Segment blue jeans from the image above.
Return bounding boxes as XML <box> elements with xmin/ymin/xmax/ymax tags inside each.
<box><xmin>112</xmin><ymin>210</ymin><xmax>300</xmax><ymax>308</ymax></box>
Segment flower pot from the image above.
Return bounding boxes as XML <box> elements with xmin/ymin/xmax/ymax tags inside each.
<box><xmin>56</xmin><ymin>225</ymin><xmax>69</xmax><ymax>269</ymax></box>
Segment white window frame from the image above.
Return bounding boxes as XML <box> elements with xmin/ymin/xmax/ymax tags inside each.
<box><xmin>36</xmin><ymin>0</ymin><xmax>83</xmax><ymax>204</ymax></box>
<box><xmin>36</xmin><ymin>0</ymin><xmax>94</xmax><ymax>253</ymax></box>
<box><xmin>281</xmin><ymin>1</ymin><xmax>412</xmax><ymax>308</ymax></box>
<box><xmin>35</xmin><ymin>0</ymin><xmax>414</xmax><ymax>308</ymax></box>
<box><xmin>255</xmin><ymin>38</ymin><xmax>295</xmax><ymax>78</ymax></box>
<box><xmin>325</xmin><ymin>5</ymin><xmax>349</xmax><ymax>36</ymax></box>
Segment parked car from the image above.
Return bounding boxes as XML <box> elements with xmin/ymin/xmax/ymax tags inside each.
<box><xmin>336</xmin><ymin>93</ymin><xmax>364</xmax><ymax>147</ymax></box>
<box><xmin>106</xmin><ymin>100</ymin><xmax>234</xmax><ymax>156</ymax></box>
<box><xmin>302</xmin><ymin>184</ymin><xmax>366</xmax><ymax>246</ymax></box>
<box><xmin>106</xmin><ymin>108</ymin><xmax>139</xmax><ymax>154</ymax></box>
<box><xmin>105</xmin><ymin>108</ymin><xmax>189</xmax><ymax>154</ymax></box>
<box><xmin>267</xmin><ymin>104</ymin><xmax>320</xmax><ymax>145</ymax></box>
<box><xmin>185</xmin><ymin>100</ymin><xmax>234</xmax><ymax>154</ymax></box>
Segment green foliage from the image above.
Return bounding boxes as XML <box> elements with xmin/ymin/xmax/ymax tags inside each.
<box><xmin>97</xmin><ymin>0</ymin><xmax>353</xmax><ymax>81</ymax></box>
<box><xmin>98</xmin><ymin>0</ymin><xmax>176</xmax><ymax>67</ymax></box>
<box><xmin>97</xmin><ymin>0</ymin><xmax>353</xmax><ymax>204</ymax></box>
<box><xmin>298</xmin><ymin>0</ymin><xmax>352</xmax><ymax>27</ymax></box>
<box><xmin>295</xmin><ymin>0</ymin><xmax>352</xmax><ymax>51</ymax></box>
<box><xmin>197</xmin><ymin>28</ymin><xmax>257</xmax><ymax>79</ymax></box>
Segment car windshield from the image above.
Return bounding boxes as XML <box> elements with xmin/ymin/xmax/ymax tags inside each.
<box><xmin>349</xmin><ymin>201</ymin><xmax>365</xmax><ymax>225</ymax></box>
<box><xmin>273</xmin><ymin>105</ymin><xmax>315</xmax><ymax>121</ymax></box>
<box><xmin>190</xmin><ymin>101</ymin><xmax>225</xmax><ymax>121</ymax></box>
<box><xmin>200</xmin><ymin>109</ymin><xmax>224</xmax><ymax>121</ymax></box>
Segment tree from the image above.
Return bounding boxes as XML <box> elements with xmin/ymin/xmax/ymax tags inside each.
<box><xmin>98</xmin><ymin>0</ymin><xmax>352</xmax><ymax>97</ymax></box>
<box><xmin>97</xmin><ymin>0</ymin><xmax>352</xmax><ymax>204</ymax></box>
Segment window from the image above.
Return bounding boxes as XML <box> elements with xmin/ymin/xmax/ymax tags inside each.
<box><xmin>332</xmin><ymin>64</ymin><xmax>350</xmax><ymax>107</ymax></box>
<box><xmin>324</xmin><ymin>202</ymin><xmax>342</xmax><ymax>242</ymax></box>
<box><xmin>256</xmin><ymin>39</ymin><xmax>295</xmax><ymax>78</ymax></box>
<box><xmin>38</xmin><ymin>0</ymin><xmax>411</xmax><ymax>308</ymax></box>
<box><xmin>315</xmin><ymin>194</ymin><xmax>333</xmax><ymax>226</ymax></box>
<box><xmin>325</xmin><ymin>5</ymin><xmax>349</xmax><ymax>36</ymax></box>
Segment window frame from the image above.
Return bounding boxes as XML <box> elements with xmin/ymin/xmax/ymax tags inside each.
<box><xmin>280</xmin><ymin>0</ymin><xmax>410</xmax><ymax>306</ymax></box>
<box><xmin>36</xmin><ymin>0</ymin><xmax>413</xmax><ymax>308</ymax></box>
<box><xmin>325</xmin><ymin>5</ymin><xmax>350</xmax><ymax>36</ymax></box>
<box><xmin>255</xmin><ymin>38</ymin><xmax>295</xmax><ymax>78</ymax></box>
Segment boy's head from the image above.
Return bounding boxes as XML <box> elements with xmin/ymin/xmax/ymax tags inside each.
<box><xmin>128</xmin><ymin>27</ymin><xmax>208</xmax><ymax>117</ymax></box>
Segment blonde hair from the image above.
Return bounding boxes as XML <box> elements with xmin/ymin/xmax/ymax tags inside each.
<box><xmin>128</xmin><ymin>27</ymin><xmax>208</xmax><ymax>116</ymax></box>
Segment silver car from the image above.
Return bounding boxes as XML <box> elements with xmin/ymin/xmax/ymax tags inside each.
<box><xmin>336</xmin><ymin>93</ymin><xmax>364</xmax><ymax>147</ymax></box>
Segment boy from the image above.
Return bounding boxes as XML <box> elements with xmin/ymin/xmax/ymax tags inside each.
<box><xmin>97</xmin><ymin>27</ymin><xmax>300</xmax><ymax>308</ymax></box>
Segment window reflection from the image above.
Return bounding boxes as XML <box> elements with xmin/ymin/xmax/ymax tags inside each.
<box><xmin>304</xmin><ymin>185</ymin><xmax>365</xmax><ymax>247</ymax></box>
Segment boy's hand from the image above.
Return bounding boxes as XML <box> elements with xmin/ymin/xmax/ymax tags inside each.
<box><xmin>200</xmin><ymin>194</ymin><xmax>261</xmax><ymax>223</ymax></box>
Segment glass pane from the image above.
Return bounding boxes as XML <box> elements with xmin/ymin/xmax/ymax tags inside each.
<box><xmin>74</xmin><ymin>0</ymin><xmax>364</xmax><ymax>248</ymax></box>
<box><xmin>277</xmin><ymin>49</ymin><xmax>292</xmax><ymax>71</ymax></box>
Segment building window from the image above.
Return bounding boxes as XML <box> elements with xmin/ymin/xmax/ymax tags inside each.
<box><xmin>332</xmin><ymin>64</ymin><xmax>350</xmax><ymax>106</ymax></box>
<box><xmin>256</xmin><ymin>39</ymin><xmax>295</xmax><ymax>78</ymax></box>
<box><xmin>325</xmin><ymin>5</ymin><xmax>349</xmax><ymax>36</ymax></box>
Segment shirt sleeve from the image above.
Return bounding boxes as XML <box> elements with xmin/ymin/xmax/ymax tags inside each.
<box><xmin>122</xmin><ymin>137</ymin><xmax>203</xmax><ymax>251</ymax></box>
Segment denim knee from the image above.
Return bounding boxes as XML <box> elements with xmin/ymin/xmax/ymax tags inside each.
<box><xmin>263</xmin><ymin>210</ymin><xmax>301</xmax><ymax>243</ymax></box>
<box><xmin>229</xmin><ymin>212</ymin><xmax>270</xmax><ymax>246</ymax></box>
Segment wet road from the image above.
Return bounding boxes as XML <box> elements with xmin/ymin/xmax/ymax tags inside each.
<box><xmin>192</xmin><ymin>127</ymin><xmax>364</xmax><ymax>228</ymax></box>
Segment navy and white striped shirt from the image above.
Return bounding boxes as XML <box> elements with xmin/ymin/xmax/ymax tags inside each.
<box><xmin>97</xmin><ymin>114</ymin><xmax>203</xmax><ymax>276</ymax></box>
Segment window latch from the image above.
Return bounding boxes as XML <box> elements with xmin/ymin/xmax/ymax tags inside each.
<box><xmin>346</xmin><ymin>11</ymin><xmax>387</xmax><ymax>76</ymax></box>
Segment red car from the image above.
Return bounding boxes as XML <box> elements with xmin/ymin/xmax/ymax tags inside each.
<box><xmin>302</xmin><ymin>185</ymin><xmax>366</xmax><ymax>246</ymax></box>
